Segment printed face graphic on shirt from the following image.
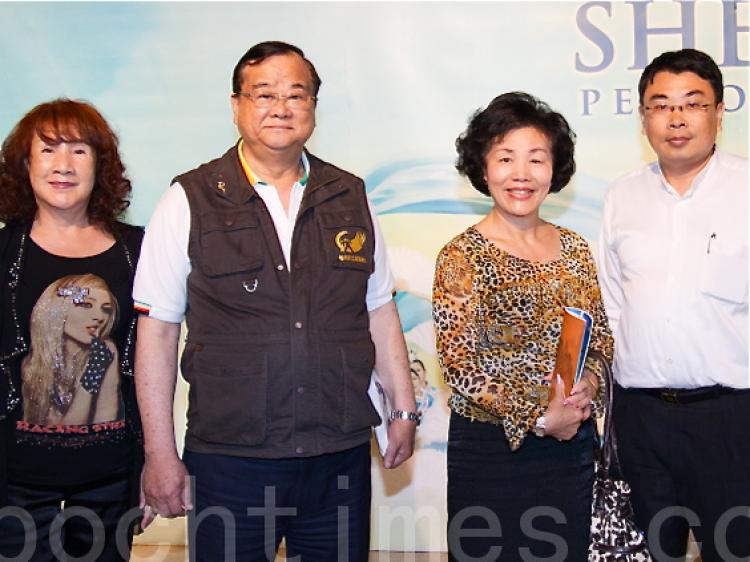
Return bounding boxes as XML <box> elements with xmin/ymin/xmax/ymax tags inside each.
<box><xmin>63</xmin><ymin>287</ymin><xmax>115</xmax><ymax>345</ymax></box>
<box><xmin>20</xmin><ymin>274</ymin><xmax>122</xmax><ymax>427</ymax></box>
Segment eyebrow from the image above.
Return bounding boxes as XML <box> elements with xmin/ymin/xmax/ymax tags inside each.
<box><xmin>647</xmin><ymin>88</ymin><xmax>707</xmax><ymax>102</ymax></box>
<box><xmin>494</xmin><ymin>147</ymin><xmax>549</xmax><ymax>154</ymax></box>
<box><xmin>250</xmin><ymin>81</ymin><xmax>308</xmax><ymax>91</ymax></box>
<box><xmin>39</xmin><ymin>137</ymin><xmax>87</xmax><ymax>146</ymax></box>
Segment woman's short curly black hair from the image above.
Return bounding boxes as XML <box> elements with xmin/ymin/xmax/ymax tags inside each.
<box><xmin>0</xmin><ymin>98</ymin><xmax>131</xmax><ymax>233</ymax></box>
<box><xmin>455</xmin><ymin>92</ymin><xmax>576</xmax><ymax>195</ymax></box>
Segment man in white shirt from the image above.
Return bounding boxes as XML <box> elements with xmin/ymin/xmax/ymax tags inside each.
<box><xmin>133</xmin><ymin>41</ymin><xmax>417</xmax><ymax>561</ymax></box>
<box><xmin>598</xmin><ymin>48</ymin><xmax>749</xmax><ymax>562</ymax></box>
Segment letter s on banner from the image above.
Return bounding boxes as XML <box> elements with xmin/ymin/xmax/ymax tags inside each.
<box><xmin>575</xmin><ymin>2</ymin><xmax>615</xmax><ymax>73</ymax></box>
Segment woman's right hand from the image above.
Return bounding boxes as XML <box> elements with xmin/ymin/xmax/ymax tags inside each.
<box><xmin>543</xmin><ymin>374</ymin><xmax>586</xmax><ymax>441</ymax></box>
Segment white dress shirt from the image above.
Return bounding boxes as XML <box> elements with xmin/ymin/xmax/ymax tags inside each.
<box><xmin>134</xmin><ymin>152</ymin><xmax>394</xmax><ymax>323</ymax></box>
<box><xmin>598</xmin><ymin>149</ymin><xmax>749</xmax><ymax>389</ymax></box>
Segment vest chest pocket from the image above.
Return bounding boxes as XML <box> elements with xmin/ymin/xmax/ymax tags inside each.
<box><xmin>316</xmin><ymin>210</ymin><xmax>373</xmax><ymax>274</ymax></box>
<box><xmin>198</xmin><ymin>211</ymin><xmax>264</xmax><ymax>277</ymax></box>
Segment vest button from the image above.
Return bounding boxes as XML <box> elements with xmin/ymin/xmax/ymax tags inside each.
<box><xmin>224</xmin><ymin>219</ymin><xmax>234</xmax><ymax>226</ymax></box>
<box><xmin>297</xmin><ymin>386</ymin><xmax>305</xmax><ymax>394</ymax></box>
<box><xmin>276</xmin><ymin>264</ymin><xmax>284</xmax><ymax>271</ymax></box>
<box><xmin>344</xmin><ymin>215</ymin><xmax>352</xmax><ymax>222</ymax></box>
<box><xmin>295</xmin><ymin>446</ymin><xmax>304</xmax><ymax>455</ymax></box>
<box><xmin>294</xmin><ymin>321</ymin><xmax>303</xmax><ymax>329</ymax></box>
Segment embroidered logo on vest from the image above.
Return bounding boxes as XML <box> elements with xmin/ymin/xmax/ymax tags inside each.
<box><xmin>334</xmin><ymin>230</ymin><xmax>368</xmax><ymax>264</ymax></box>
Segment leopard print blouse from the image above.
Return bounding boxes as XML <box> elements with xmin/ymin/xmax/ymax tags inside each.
<box><xmin>432</xmin><ymin>225</ymin><xmax>614</xmax><ymax>450</ymax></box>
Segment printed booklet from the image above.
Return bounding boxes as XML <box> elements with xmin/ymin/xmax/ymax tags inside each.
<box><xmin>552</xmin><ymin>307</ymin><xmax>593</xmax><ymax>399</ymax></box>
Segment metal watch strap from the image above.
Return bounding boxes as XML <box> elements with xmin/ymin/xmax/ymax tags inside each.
<box><xmin>389</xmin><ymin>409</ymin><xmax>421</xmax><ymax>425</ymax></box>
<box><xmin>534</xmin><ymin>415</ymin><xmax>546</xmax><ymax>438</ymax></box>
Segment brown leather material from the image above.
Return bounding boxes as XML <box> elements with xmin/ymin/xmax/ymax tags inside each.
<box><xmin>615</xmin><ymin>384</ymin><xmax>749</xmax><ymax>405</ymax></box>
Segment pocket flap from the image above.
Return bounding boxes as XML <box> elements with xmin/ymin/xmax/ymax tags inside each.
<box><xmin>317</xmin><ymin>210</ymin><xmax>367</xmax><ymax>228</ymax></box>
<box><xmin>201</xmin><ymin>211</ymin><xmax>259</xmax><ymax>234</ymax></box>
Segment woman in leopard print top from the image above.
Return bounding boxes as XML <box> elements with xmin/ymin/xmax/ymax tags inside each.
<box><xmin>433</xmin><ymin>92</ymin><xmax>614</xmax><ymax>561</ymax></box>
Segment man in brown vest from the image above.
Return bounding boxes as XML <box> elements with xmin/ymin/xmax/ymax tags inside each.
<box><xmin>132</xmin><ymin>41</ymin><xmax>417</xmax><ymax>561</ymax></box>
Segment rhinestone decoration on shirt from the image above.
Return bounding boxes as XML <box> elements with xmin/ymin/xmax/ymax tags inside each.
<box><xmin>2</xmin><ymin>231</ymin><xmax>29</xmax><ymax>415</ymax></box>
<box><xmin>119</xmin><ymin>240</ymin><xmax>136</xmax><ymax>378</ymax></box>
<box><xmin>56</xmin><ymin>285</ymin><xmax>89</xmax><ymax>304</ymax></box>
<box><xmin>50</xmin><ymin>347</ymin><xmax>86</xmax><ymax>413</ymax></box>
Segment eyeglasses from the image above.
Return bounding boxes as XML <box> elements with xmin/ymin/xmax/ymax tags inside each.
<box><xmin>234</xmin><ymin>91</ymin><xmax>317</xmax><ymax>110</ymax></box>
<box><xmin>642</xmin><ymin>102</ymin><xmax>714</xmax><ymax>117</ymax></box>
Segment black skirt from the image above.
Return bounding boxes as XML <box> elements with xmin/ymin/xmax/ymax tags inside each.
<box><xmin>447</xmin><ymin>412</ymin><xmax>595</xmax><ymax>561</ymax></box>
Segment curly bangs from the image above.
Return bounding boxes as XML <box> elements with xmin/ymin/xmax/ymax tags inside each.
<box><xmin>455</xmin><ymin>91</ymin><xmax>576</xmax><ymax>195</ymax></box>
<box><xmin>0</xmin><ymin>98</ymin><xmax>131</xmax><ymax>232</ymax></box>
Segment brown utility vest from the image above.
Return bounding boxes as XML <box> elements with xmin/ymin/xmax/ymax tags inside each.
<box><xmin>177</xmin><ymin>146</ymin><xmax>380</xmax><ymax>458</ymax></box>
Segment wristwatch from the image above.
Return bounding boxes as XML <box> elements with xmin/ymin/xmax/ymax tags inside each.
<box><xmin>533</xmin><ymin>415</ymin><xmax>546</xmax><ymax>438</ymax></box>
<box><xmin>389</xmin><ymin>409</ymin><xmax>421</xmax><ymax>426</ymax></box>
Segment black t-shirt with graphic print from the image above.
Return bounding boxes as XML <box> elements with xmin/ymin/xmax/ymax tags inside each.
<box><xmin>7</xmin><ymin>238</ymin><xmax>135</xmax><ymax>486</ymax></box>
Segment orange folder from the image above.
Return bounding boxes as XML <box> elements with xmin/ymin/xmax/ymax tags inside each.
<box><xmin>551</xmin><ymin>307</ymin><xmax>593</xmax><ymax>400</ymax></box>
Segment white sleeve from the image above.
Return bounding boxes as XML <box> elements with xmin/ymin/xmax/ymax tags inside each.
<box><xmin>365</xmin><ymin>196</ymin><xmax>396</xmax><ymax>311</ymax></box>
<box><xmin>596</xmin><ymin>188</ymin><xmax>624</xmax><ymax>338</ymax></box>
<box><xmin>133</xmin><ymin>183</ymin><xmax>191</xmax><ymax>323</ymax></box>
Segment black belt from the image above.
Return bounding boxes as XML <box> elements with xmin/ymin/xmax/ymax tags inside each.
<box><xmin>616</xmin><ymin>384</ymin><xmax>750</xmax><ymax>405</ymax></box>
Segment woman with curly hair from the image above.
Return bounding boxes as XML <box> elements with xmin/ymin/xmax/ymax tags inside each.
<box><xmin>433</xmin><ymin>92</ymin><xmax>614</xmax><ymax>560</ymax></box>
<box><xmin>0</xmin><ymin>99</ymin><xmax>144</xmax><ymax>561</ymax></box>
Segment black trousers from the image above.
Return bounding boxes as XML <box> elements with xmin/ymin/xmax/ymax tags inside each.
<box><xmin>447</xmin><ymin>413</ymin><xmax>594</xmax><ymax>562</ymax></box>
<box><xmin>0</xmin><ymin>474</ymin><xmax>136</xmax><ymax>562</ymax></box>
<box><xmin>614</xmin><ymin>385</ymin><xmax>750</xmax><ymax>562</ymax></box>
<box><xmin>183</xmin><ymin>443</ymin><xmax>371</xmax><ymax>562</ymax></box>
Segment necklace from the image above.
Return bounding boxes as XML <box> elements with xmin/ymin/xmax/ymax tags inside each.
<box><xmin>50</xmin><ymin>346</ymin><xmax>87</xmax><ymax>414</ymax></box>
